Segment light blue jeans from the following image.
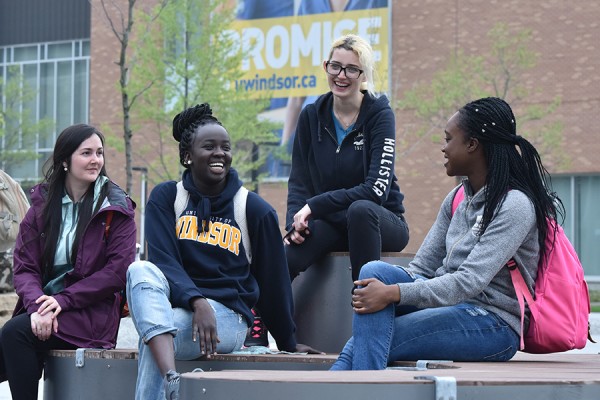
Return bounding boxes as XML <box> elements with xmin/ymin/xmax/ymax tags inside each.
<box><xmin>126</xmin><ymin>261</ymin><xmax>248</xmax><ymax>400</ymax></box>
<box><xmin>330</xmin><ymin>261</ymin><xmax>519</xmax><ymax>370</ymax></box>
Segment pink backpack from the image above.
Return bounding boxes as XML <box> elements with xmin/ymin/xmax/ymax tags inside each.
<box><xmin>452</xmin><ymin>186</ymin><xmax>593</xmax><ymax>353</ymax></box>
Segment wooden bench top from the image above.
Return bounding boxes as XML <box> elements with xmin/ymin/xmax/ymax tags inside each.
<box><xmin>179</xmin><ymin>353</ymin><xmax>600</xmax><ymax>384</ymax></box>
<box><xmin>327</xmin><ymin>251</ymin><xmax>416</xmax><ymax>258</ymax></box>
<box><xmin>48</xmin><ymin>348</ymin><xmax>338</xmax><ymax>365</ymax></box>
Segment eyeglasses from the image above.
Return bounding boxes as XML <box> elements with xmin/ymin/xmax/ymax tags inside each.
<box><xmin>325</xmin><ymin>62</ymin><xmax>363</xmax><ymax>79</ymax></box>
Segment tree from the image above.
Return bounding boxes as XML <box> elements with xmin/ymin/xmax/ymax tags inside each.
<box><xmin>94</xmin><ymin>0</ymin><xmax>168</xmax><ymax>193</ymax></box>
<box><xmin>0</xmin><ymin>67</ymin><xmax>53</xmax><ymax>172</ymax></box>
<box><xmin>398</xmin><ymin>23</ymin><xmax>565</xmax><ymax>168</ymax></box>
<box><xmin>130</xmin><ymin>0</ymin><xmax>277</xmax><ymax>188</ymax></box>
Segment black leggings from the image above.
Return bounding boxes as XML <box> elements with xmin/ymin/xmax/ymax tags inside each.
<box><xmin>0</xmin><ymin>313</ymin><xmax>75</xmax><ymax>400</ymax></box>
<box><xmin>286</xmin><ymin>200</ymin><xmax>410</xmax><ymax>281</ymax></box>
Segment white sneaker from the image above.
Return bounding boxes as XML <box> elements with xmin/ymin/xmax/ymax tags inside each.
<box><xmin>163</xmin><ymin>370</ymin><xmax>180</xmax><ymax>400</ymax></box>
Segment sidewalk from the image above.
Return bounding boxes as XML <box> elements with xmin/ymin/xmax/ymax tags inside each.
<box><xmin>1</xmin><ymin>313</ymin><xmax>599</xmax><ymax>399</ymax></box>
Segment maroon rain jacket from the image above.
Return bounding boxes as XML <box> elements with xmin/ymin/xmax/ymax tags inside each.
<box><xmin>12</xmin><ymin>181</ymin><xmax>136</xmax><ymax>348</ymax></box>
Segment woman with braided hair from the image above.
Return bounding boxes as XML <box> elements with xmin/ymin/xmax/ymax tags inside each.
<box><xmin>126</xmin><ymin>103</ymin><xmax>319</xmax><ymax>400</ymax></box>
<box><xmin>331</xmin><ymin>97</ymin><xmax>564</xmax><ymax>370</ymax></box>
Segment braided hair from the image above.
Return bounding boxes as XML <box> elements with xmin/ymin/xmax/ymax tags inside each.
<box><xmin>456</xmin><ymin>97</ymin><xmax>564</xmax><ymax>263</ymax></box>
<box><xmin>172</xmin><ymin>103</ymin><xmax>222</xmax><ymax>167</ymax></box>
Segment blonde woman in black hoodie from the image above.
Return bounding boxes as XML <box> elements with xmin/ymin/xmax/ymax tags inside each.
<box><xmin>285</xmin><ymin>34</ymin><xmax>409</xmax><ymax>282</ymax></box>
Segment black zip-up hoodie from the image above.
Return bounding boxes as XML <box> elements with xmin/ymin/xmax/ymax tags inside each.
<box><xmin>286</xmin><ymin>91</ymin><xmax>405</xmax><ymax>230</ymax></box>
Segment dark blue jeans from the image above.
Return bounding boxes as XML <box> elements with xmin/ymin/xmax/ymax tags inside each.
<box><xmin>330</xmin><ymin>261</ymin><xmax>520</xmax><ymax>370</ymax></box>
<box><xmin>286</xmin><ymin>200</ymin><xmax>409</xmax><ymax>281</ymax></box>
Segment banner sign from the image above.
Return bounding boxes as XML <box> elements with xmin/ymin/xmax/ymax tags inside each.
<box><xmin>228</xmin><ymin>7</ymin><xmax>389</xmax><ymax>97</ymax></box>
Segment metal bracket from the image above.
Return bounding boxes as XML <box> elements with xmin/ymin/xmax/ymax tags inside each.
<box><xmin>415</xmin><ymin>375</ymin><xmax>457</xmax><ymax>400</ymax></box>
<box><xmin>387</xmin><ymin>359</ymin><xmax>453</xmax><ymax>371</ymax></box>
<box><xmin>75</xmin><ymin>348</ymin><xmax>85</xmax><ymax>368</ymax></box>
<box><xmin>416</xmin><ymin>360</ymin><xmax>453</xmax><ymax>369</ymax></box>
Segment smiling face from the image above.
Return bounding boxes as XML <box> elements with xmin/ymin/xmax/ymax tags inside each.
<box><xmin>65</xmin><ymin>133</ymin><xmax>104</xmax><ymax>187</ymax></box>
<box><xmin>187</xmin><ymin>123</ymin><xmax>232</xmax><ymax>195</ymax></box>
<box><xmin>324</xmin><ymin>48</ymin><xmax>366</xmax><ymax>99</ymax></box>
<box><xmin>442</xmin><ymin>112</ymin><xmax>472</xmax><ymax>177</ymax></box>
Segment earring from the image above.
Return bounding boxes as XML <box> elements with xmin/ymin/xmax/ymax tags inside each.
<box><xmin>187</xmin><ymin>160</ymin><xmax>192</xmax><ymax>165</ymax></box>
<box><xmin>63</xmin><ymin>166</ymin><xmax>68</xmax><ymax>172</ymax></box>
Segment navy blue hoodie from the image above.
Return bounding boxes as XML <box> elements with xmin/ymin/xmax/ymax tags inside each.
<box><xmin>145</xmin><ymin>168</ymin><xmax>297</xmax><ymax>351</ymax></box>
<box><xmin>286</xmin><ymin>91</ymin><xmax>405</xmax><ymax>230</ymax></box>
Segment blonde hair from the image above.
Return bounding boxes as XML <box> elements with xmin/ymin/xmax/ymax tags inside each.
<box><xmin>328</xmin><ymin>34</ymin><xmax>375</xmax><ymax>95</ymax></box>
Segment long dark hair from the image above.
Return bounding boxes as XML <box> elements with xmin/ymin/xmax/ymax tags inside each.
<box><xmin>456</xmin><ymin>97</ymin><xmax>564</xmax><ymax>263</ymax></box>
<box><xmin>41</xmin><ymin>124</ymin><xmax>109</xmax><ymax>277</ymax></box>
<box><xmin>172</xmin><ymin>103</ymin><xmax>222</xmax><ymax>168</ymax></box>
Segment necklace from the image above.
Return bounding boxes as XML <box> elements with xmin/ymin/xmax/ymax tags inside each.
<box><xmin>333</xmin><ymin>106</ymin><xmax>360</xmax><ymax>130</ymax></box>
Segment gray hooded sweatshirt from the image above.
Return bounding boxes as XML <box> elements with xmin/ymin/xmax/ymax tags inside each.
<box><xmin>399</xmin><ymin>181</ymin><xmax>540</xmax><ymax>335</ymax></box>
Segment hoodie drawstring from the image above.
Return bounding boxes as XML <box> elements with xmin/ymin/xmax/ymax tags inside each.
<box><xmin>197</xmin><ymin>197</ymin><xmax>211</xmax><ymax>233</ymax></box>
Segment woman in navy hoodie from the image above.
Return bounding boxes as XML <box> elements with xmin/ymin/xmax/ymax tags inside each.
<box><xmin>285</xmin><ymin>34</ymin><xmax>410</xmax><ymax>281</ymax></box>
<box><xmin>0</xmin><ymin>124</ymin><xmax>137</xmax><ymax>399</ymax></box>
<box><xmin>126</xmin><ymin>104</ymin><xmax>318</xmax><ymax>400</ymax></box>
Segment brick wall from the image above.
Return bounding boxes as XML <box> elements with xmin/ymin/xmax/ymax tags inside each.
<box><xmin>390</xmin><ymin>0</ymin><xmax>599</xmax><ymax>251</ymax></box>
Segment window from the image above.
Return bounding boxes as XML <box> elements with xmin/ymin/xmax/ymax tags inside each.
<box><xmin>552</xmin><ymin>175</ymin><xmax>600</xmax><ymax>279</ymax></box>
<box><xmin>0</xmin><ymin>40</ymin><xmax>90</xmax><ymax>182</ymax></box>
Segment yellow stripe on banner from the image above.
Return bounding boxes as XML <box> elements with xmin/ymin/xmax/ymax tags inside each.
<box><xmin>226</xmin><ymin>8</ymin><xmax>389</xmax><ymax>97</ymax></box>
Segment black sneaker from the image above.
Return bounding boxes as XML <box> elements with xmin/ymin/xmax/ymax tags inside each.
<box><xmin>244</xmin><ymin>308</ymin><xmax>269</xmax><ymax>347</ymax></box>
<box><xmin>163</xmin><ymin>370</ymin><xmax>180</xmax><ymax>400</ymax></box>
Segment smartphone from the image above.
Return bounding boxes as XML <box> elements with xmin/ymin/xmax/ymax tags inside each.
<box><xmin>283</xmin><ymin>227</ymin><xmax>308</xmax><ymax>243</ymax></box>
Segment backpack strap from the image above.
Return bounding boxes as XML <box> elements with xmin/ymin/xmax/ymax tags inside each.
<box><xmin>506</xmin><ymin>259</ymin><xmax>538</xmax><ymax>350</ymax></box>
<box><xmin>173</xmin><ymin>181</ymin><xmax>251</xmax><ymax>264</ymax></box>
<box><xmin>233</xmin><ymin>186</ymin><xmax>251</xmax><ymax>264</ymax></box>
<box><xmin>99</xmin><ymin>209</ymin><xmax>127</xmax><ymax>318</ymax></box>
<box><xmin>174</xmin><ymin>181</ymin><xmax>190</xmax><ymax>219</ymax></box>
<box><xmin>104</xmin><ymin>210</ymin><xmax>114</xmax><ymax>241</ymax></box>
<box><xmin>451</xmin><ymin>185</ymin><xmax>465</xmax><ymax>216</ymax></box>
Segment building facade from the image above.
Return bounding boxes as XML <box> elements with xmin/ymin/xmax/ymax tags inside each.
<box><xmin>0</xmin><ymin>0</ymin><xmax>91</xmax><ymax>180</ymax></box>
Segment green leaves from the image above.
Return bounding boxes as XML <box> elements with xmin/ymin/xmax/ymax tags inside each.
<box><xmin>129</xmin><ymin>0</ymin><xmax>278</xmax><ymax>185</ymax></box>
<box><xmin>0</xmin><ymin>67</ymin><xmax>54</xmax><ymax>169</ymax></box>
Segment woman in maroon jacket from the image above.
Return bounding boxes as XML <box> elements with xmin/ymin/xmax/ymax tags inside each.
<box><xmin>0</xmin><ymin>124</ymin><xmax>136</xmax><ymax>400</ymax></box>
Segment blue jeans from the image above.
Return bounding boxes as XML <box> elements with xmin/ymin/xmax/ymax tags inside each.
<box><xmin>330</xmin><ymin>261</ymin><xmax>519</xmax><ymax>370</ymax></box>
<box><xmin>127</xmin><ymin>261</ymin><xmax>248</xmax><ymax>400</ymax></box>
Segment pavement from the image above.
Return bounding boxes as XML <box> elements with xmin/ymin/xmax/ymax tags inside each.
<box><xmin>1</xmin><ymin>313</ymin><xmax>599</xmax><ymax>399</ymax></box>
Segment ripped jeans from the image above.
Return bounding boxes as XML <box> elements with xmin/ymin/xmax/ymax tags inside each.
<box><xmin>330</xmin><ymin>261</ymin><xmax>519</xmax><ymax>370</ymax></box>
<box><xmin>126</xmin><ymin>261</ymin><xmax>248</xmax><ymax>400</ymax></box>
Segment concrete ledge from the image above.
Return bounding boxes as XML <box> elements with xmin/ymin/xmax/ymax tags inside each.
<box><xmin>44</xmin><ymin>350</ymin><xmax>336</xmax><ymax>400</ymax></box>
<box><xmin>292</xmin><ymin>252</ymin><xmax>415</xmax><ymax>353</ymax></box>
